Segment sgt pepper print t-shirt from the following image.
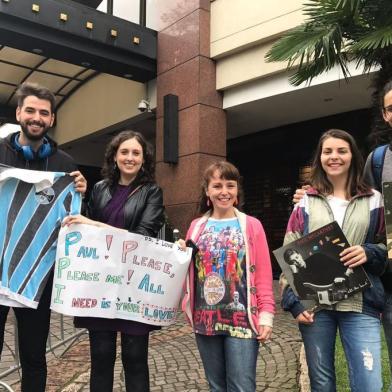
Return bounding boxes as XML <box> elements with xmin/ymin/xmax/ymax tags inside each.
<box><xmin>193</xmin><ymin>218</ymin><xmax>255</xmax><ymax>338</ymax></box>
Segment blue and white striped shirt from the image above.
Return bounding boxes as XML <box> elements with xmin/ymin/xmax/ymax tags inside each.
<box><xmin>0</xmin><ymin>166</ymin><xmax>81</xmax><ymax>308</ymax></box>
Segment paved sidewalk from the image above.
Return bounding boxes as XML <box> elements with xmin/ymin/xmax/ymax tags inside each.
<box><xmin>1</xmin><ymin>282</ymin><xmax>303</xmax><ymax>391</ymax></box>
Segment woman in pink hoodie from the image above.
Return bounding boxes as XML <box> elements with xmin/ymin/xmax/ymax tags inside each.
<box><xmin>181</xmin><ymin>161</ymin><xmax>275</xmax><ymax>391</ymax></box>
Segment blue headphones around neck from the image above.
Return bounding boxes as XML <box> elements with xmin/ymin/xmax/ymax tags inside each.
<box><xmin>12</xmin><ymin>132</ymin><xmax>52</xmax><ymax>161</ymax></box>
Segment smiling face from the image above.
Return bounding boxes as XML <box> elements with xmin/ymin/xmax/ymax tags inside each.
<box><xmin>16</xmin><ymin>95</ymin><xmax>54</xmax><ymax>142</ymax></box>
<box><xmin>114</xmin><ymin>137</ymin><xmax>144</xmax><ymax>184</ymax></box>
<box><xmin>320</xmin><ymin>137</ymin><xmax>352</xmax><ymax>181</ymax></box>
<box><xmin>206</xmin><ymin>170</ymin><xmax>238</xmax><ymax>217</ymax></box>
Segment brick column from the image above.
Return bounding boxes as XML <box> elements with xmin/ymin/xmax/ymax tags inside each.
<box><xmin>155</xmin><ymin>0</ymin><xmax>227</xmax><ymax>235</ymax></box>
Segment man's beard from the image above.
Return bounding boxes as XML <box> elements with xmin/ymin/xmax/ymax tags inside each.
<box><xmin>20</xmin><ymin>120</ymin><xmax>51</xmax><ymax>141</ymax></box>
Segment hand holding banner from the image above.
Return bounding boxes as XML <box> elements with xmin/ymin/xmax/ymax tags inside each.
<box><xmin>51</xmin><ymin>224</ymin><xmax>192</xmax><ymax>326</ymax></box>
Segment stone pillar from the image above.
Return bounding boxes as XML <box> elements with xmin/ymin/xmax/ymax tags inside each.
<box><xmin>155</xmin><ymin>0</ymin><xmax>227</xmax><ymax>235</ymax></box>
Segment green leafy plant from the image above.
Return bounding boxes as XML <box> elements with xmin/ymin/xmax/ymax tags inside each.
<box><xmin>266</xmin><ymin>0</ymin><xmax>392</xmax><ymax>86</ymax></box>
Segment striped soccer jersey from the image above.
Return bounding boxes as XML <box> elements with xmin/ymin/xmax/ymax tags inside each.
<box><xmin>0</xmin><ymin>166</ymin><xmax>81</xmax><ymax>308</ymax></box>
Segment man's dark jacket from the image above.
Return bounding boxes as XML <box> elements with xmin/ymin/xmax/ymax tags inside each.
<box><xmin>0</xmin><ymin>132</ymin><xmax>76</xmax><ymax>172</ymax></box>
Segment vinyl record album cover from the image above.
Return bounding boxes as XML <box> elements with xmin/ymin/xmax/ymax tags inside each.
<box><xmin>273</xmin><ymin>221</ymin><xmax>370</xmax><ymax>310</ymax></box>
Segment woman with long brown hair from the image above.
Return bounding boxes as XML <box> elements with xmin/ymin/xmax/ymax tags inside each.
<box><xmin>283</xmin><ymin>129</ymin><xmax>386</xmax><ymax>391</ymax></box>
<box><xmin>64</xmin><ymin>130</ymin><xmax>164</xmax><ymax>392</ymax></box>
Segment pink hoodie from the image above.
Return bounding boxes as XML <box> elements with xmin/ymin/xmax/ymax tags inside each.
<box><xmin>181</xmin><ymin>208</ymin><xmax>275</xmax><ymax>334</ymax></box>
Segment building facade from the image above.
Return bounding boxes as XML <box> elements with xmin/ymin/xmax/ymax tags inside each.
<box><xmin>0</xmin><ymin>0</ymin><xmax>376</xmax><ymax>260</ymax></box>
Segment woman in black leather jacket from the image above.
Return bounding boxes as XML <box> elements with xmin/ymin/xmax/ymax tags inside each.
<box><xmin>63</xmin><ymin>130</ymin><xmax>164</xmax><ymax>392</ymax></box>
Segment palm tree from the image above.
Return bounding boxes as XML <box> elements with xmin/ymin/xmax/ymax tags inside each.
<box><xmin>265</xmin><ymin>0</ymin><xmax>392</xmax><ymax>145</ymax></box>
<box><xmin>266</xmin><ymin>0</ymin><xmax>392</xmax><ymax>86</ymax></box>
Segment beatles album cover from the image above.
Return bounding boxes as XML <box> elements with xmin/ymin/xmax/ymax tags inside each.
<box><xmin>273</xmin><ymin>221</ymin><xmax>370</xmax><ymax>311</ymax></box>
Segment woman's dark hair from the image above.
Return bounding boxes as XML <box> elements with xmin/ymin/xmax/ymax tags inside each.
<box><xmin>198</xmin><ymin>161</ymin><xmax>244</xmax><ymax>215</ymax></box>
<box><xmin>310</xmin><ymin>129</ymin><xmax>371</xmax><ymax>199</ymax></box>
<box><xmin>101</xmin><ymin>130</ymin><xmax>155</xmax><ymax>188</ymax></box>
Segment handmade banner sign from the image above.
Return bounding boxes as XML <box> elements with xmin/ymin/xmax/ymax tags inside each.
<box><xmin>51</xmin><ymin>224</ymin><xmax>192</xmax><ymax>326</ymax></box>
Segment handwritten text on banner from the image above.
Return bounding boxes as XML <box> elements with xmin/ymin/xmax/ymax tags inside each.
<box><xmin>51</xmin><ymin>224</ymin><xmax>192</xmax><ymax>326</ymax></box>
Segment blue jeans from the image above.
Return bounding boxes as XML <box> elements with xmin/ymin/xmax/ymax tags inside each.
<box><xmin>382</xmin><ymin>291</ymin><xmax>392</xmax><ymax>392</ymax></box>
<box><xmin>299</xmin><ymin>310</ymin><xmax>382</xmax><ymax>392</ymax></box>
<box><xmin>195</xmin><ymin>334</ymin><xmax>259</xmax><ymax>392</ymax></box>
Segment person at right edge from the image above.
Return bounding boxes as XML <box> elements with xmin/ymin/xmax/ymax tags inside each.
<box><xmin>284</xmin><ymin>129</ymin><xmax>386</xmax><ymax>391</ymax></box>
<box><xmin>363</xmin><ymin>80</ymin><xmax>392</xmax><ymax>392</ymax></box>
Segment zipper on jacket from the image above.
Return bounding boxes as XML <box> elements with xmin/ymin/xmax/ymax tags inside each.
<box><xmin>312</xmin><ymin>194</ymin><xmax>369</xmax><ymax>310</ymax></box>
